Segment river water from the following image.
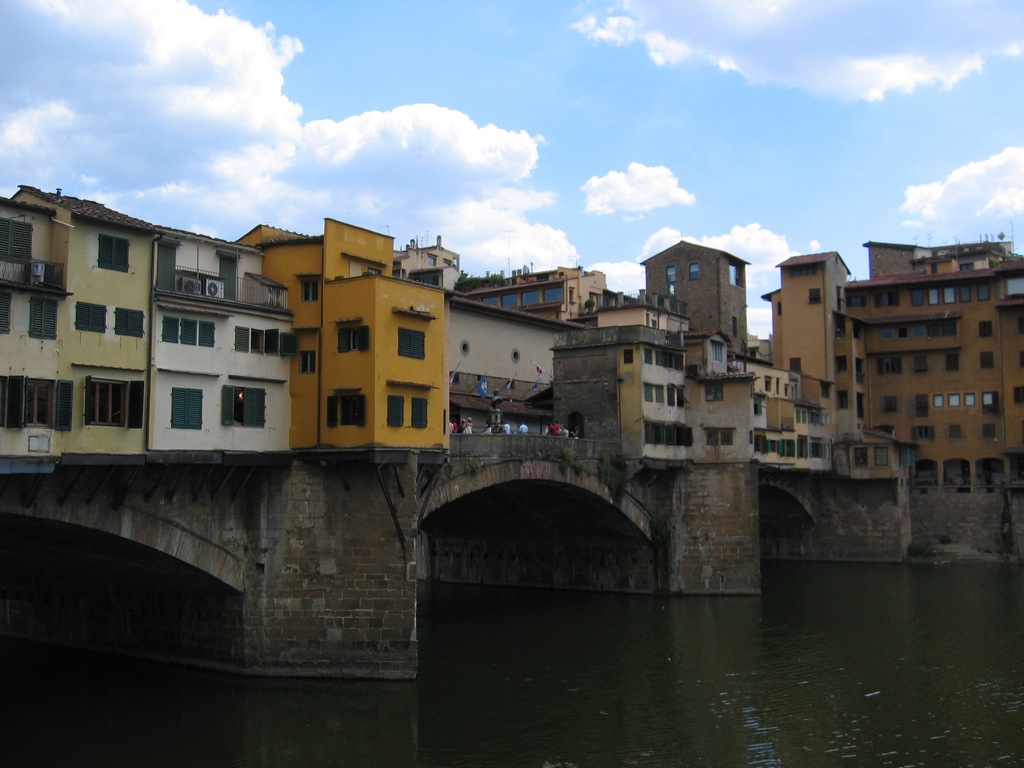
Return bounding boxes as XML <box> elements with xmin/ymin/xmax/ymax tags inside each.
<box><xmin>2</xmin><ymin>562</ymin><xmax>1022</xmax><ymax>767</ymax></box>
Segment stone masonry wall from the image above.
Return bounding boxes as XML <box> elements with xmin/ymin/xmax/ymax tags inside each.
<box><xmin>910</xmin><ymin>486</ymin><xmax>1008</xmax><ymax>552</ymax></box>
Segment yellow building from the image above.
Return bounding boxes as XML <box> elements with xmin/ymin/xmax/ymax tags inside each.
<box><xmin>12</xmin><ymin>186</ymin><xmax>154</xmax><ymax>461</ymax></box>
<box><xmin>466</xmin><ymin>266</ymin><xmax>607</xmax><ymax>321</ymax></box>
<box><xmin>242</xmin><ymin>219</ymin><xmax>448</xmax><ymax>457</ymax></box>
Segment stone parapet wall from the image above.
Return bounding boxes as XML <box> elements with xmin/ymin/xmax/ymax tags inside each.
<box><xmin>910</xmin><ymin>486</ymin><xmax>1010</xmax><ymax>553</ymax></box>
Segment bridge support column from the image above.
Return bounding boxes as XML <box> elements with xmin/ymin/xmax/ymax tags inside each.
<box><xmin>658</xmin><ymin>462</ymin><xmax>760</xmax><ymax>595</ymax></box>
<box><xmin>244</xmin><ymin>461</ymin><xmax>419</xmax><ymax>679</ymax></box>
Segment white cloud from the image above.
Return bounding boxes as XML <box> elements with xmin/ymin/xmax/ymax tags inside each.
<box><xmin>901</xmin><ymin>147</ymin><xmax>1024</xmax><ymax>240</ymax></box>
<box><xmin>582</xmin><ymin>163</ymin><xmax>695</xmax><ymax>216</ymax></box>
<box><xmin>573</xmin><ymin>1</ymin><xmax>1024</xmax><ymax>100</ymax></box>
<box><xmin>588</xmin><ymin>260</ymin><xmax>646</xmax><ymax>293</ymax></box>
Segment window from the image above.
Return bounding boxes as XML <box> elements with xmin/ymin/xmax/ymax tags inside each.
<box><xmin>915</xmin><ymin>395</ymin><xmax>928</xmax><ymax>417</ymax></box>
<box><xmin>877</xmin><ymin>357</ymin><xmax>902</xmax><ymax>375</ymax></box>
<box><xmin>643</xmin><ymin>348</ymin><xmax>653</xmax><ymax>364</ymax></box>
<box><xmin>808</xmin><ymin>288</ymin><xmax>821</xmax><ymax>304</ymax></box>
<box><xmin>837</xmin><ymin>390</ymin><xmax>849</xmax><ymax>409</ymax></box>
<box><xmin>982</xmin><ymin>423</ymin><xmax>997</xmax><ymax>439</ymax></box>
<box><xmin>387</xmin><ymin>395</ymin><xmax>404</xmax><ymax>426</ymax></box>
<box><xmin>338</xmin><ymin>325</ymin><xmax>369</xmax><ymax>352</ymax></box>
<box><xmin>706</xmin><ymin>429</ymin><xmax>734</xmax><ymax>446</ymax></box>
<box><xmin>883</xmin><ymin>396</ymin><xmax>898</xmax><ymax>412</ymax></box>
<box><xmin>980</xmin><ymin>351</ymin><xmax>994</xmax><ymax>369</ymax></box>
<box><xmin>521</xmin><ymin>290</ymin><xmax>541</xmax><ymax>305</ymax></box>
<box><xmin>790</xmin><ymin>357</ymin><xmax>802</xmax><ymax>372</ymax></box>
<box><xmin>411</xmin><ymin>397</ymin><xmax>428</xmax><ymax>428</ymax></box>
<box><xmin>949</xmin><ymin>424</ymin><xmax>962</xmax><ymax>439</ymax></box>
<box><xmin>874</xmin><ymin>447</ymin><xmax>889</xmax><ymax>467</ymax></box>
<box><xmin>543</xmin><ymin>287</ymin><xmax>563</xmax><ymax>303</ymax></box>
<box><xmin>75</xmin><ymin>302</ymin><xmax>107</xmax><ymax>333</ymax></box>
<box><xmin>221</xmin><ymin>386</ymin><xmax>265</xmax><ymax>427</ymax></box>
<box><xmin>688</xmin><ymin>262</ymin><xmax>700</xmax><ymax>280</ymax></box>
<box><xmin>705</xmin><ymin>382</ymin><xmax>723</xmax><ymax>401</ymax></box>
<box><xmin>1015</xmin><ymin>386</ymin><xmax>1024</xmax><ymax>404</ymax></box>
<box><xmin>29</xmin><ymin>297</ymin><xmax>57</xmax><ymax>339</ymax></box>
<box><xmin>0</xmin><ymin>291</ymin><xmax>10</xmax><ymax>333</ymax></box>
<box><xmin>98</xmin><ymin>234</ymin><xmax>129</xmax><ymax>272</ymax></box>
<box><xmin>911</xmin><ymin>289</ymin><xmax>925</xmax><ymax>306</ymax></box>
<box><xmin>24</xmin><ymin>379</ymin><xmax>60</xmax><ymax>428</ymax></box>
<box><xmin>978</xmin><ymin>284</ymin><xmax>991</xmax><ymax>301</ymax></box>
<box><xmin>880</xmin><ymin>327</ymin><xmax>895</xmax><ymax>341</ymax></box>
<box><xmin>928</xmin><ymin>288</ymin><xmax>939</xmax><ymax>305</ymax></box>
<box><xmin>85</xmin><ymin>377</ymin><xmax>142</xmax><ymax>428</ymax></box>
<box><xmin>835</xmin><ymin>355</ymin><xmax>848</xmax><ymax>373</ymax></box>
<box><xmin>913</xmin><ymin>355</ymin><xmax>928</xmax><ymax>373</ymax></box>
<box><xmin>301</xmin><ymin>280</ymin><xmax>319</xmax><ymax>302</ymax></box>
<box><xmin>623</xmin><ymin>349</ymin><xmax>633</xmax><ymax>364</ymax></box>
<box><xmin>114</xmin><ymin>308</ymin><xmax>144</xmax><ymax>338</ymax></box>
<box><xmin>933</xmin><ymin>394</ymin><xmax>944</xmax><ymax>408</ymax></box>
<box><xmin>666</xmin><ymin>266</ymin><xmax>676</xmax><ymax>294</ymax></box>
<box><xmin>163</xmin><ymin>316</ymin><xmax>214</xmax><ymax>347</ymax></box>
<box><xmin>875</xmin><ymin>291</ymin><xmax>899</xmax><ymax>307</ymax></box>
<box><xmin>730</xmin><ymin>263</ymin><xmax>743</xmax><ymax>287</ymax></box>
<box><xmin>0</xmin><ymin>217</ymin><xmax>32</xmax><ymax>259</ymax></box>
<box><xmin>848</xmin><ymin>294</ymin><xmax>866</xmax><ymax>307</ymax></box>
<box><xmin>854</xmin><ymin>447</ymin><xmax>868</xmax><ymax>466</ymax></box>
<box><xmin>398</xmin><ymin>328</ymin><xmax>426</xmax><ymax>359</ymax></box>
<box><xmin>644</xmin><ymin>384</ymin><xmax>654</xmax><ymax>402</ymax></box>
<box><xmin>711</xmin><ymin>341</ymin><xmax>725</xmax><ymax>363</ymax></box>
<box><xmin>960</xmin><ymin>285</ymin><xmax>972</xmax><ymax>302</ymax></box>
<box><xmin>945</xmin><ymin>353</ymin><xmax>959</xmax><ymax>372</ymax></box>
<box><xmin>978</xmin><ymin>321</ymin><xmax>993</xmax><ymax>337</ymax></box>
<box><xmin>501</xmin><ymin>294</ymin><xmax>518</xmax><ymax>307</ymax></box>
<box><xmin>943</xmin><ymin>286</ymin><xmax>956</xmax><ymax>304</ymax></box>
<box><xmin>965</xmin><ymin>392</ymin><xmax>976</xmax><ymax>407</ymax></box>
<box><xmin>948</xmin><ymin>393</ymin><xmax>961</xmax><ymax>407</ymax></box>
<box><xmin>982</xmin><ymin>391</ymin><xmax>998</xmax><ymax>415</ymax></box>
<box><xmin>915</xmin><ymin>425</ymin><xmax>935</xmax><ymax>439</ymax></box>
<box><xmin>170</xmin><ymin>387</ymin><xmax>203</xmax><ymax>429</ymax></box>
<box><xmin>249</xmin><ymin>328</ymin><xmax>264</xmax><ymax>353</ymax></box>
<box><xmin>341</xmin><ymin>394</ymin><xmax>366</xmax><ymax>426</ymax></box>
<box><xmin>300</xmin><ymin>351</ymin><xmax>316</xmax><ymax>374</ymax></box>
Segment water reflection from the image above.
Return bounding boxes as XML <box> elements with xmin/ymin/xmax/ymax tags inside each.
<box><xmin>1</xmin><ymin>562</ymin><xmax>1022</xmax><ymax>767</ymax></box>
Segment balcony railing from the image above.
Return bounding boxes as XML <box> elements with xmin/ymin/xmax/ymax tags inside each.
<box><xmin>0</xmin><ymin>257</ymin><xmax>65</xmax><ymax>290</ymax></box>
<box><xmin>158</xmin><ymin>268</ymin><xmax>287</xmax><ymax>310</ymax></box>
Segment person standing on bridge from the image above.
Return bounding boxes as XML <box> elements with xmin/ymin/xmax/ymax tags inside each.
<box><xmin>518</xmin><ymin>423</ymin><xmax>528</xmax><ymax>434</ymax></box>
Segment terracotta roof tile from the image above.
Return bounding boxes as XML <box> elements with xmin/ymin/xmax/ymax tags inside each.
<box><xmin>18</xmin><ymin>185</ymin><xmax>155</xmax><ymax>231</ymax></box>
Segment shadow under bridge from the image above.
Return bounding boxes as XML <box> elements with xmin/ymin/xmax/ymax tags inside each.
<box><xmin>418</xmin><ymin>435</ymin><xmax>658</xmax><ymax>593</ymax></box>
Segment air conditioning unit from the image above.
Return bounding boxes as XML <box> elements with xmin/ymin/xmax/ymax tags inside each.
<box><xmin>30</xmin><ymin>261</ymin><xmax>46</xmax><ymax>284</ymax></box>
<box><xmin>180</xmin><ymin>276</ymin><xmax>202</xmax><ymax>295</ymax></box>
<box><xmin>204</xmin><ymin>278</ymin><xmax>226</xmax><ymax>299</ymax></box>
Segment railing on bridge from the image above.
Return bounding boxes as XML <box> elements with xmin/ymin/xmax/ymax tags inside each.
<box><xmin>450</xmin><ymin>434</ymin><xmax>614</xmax><ymax>461</ymax></box>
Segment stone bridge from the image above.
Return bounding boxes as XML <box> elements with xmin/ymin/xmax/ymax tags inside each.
<box><xmin>0</xmin><ymin>437</ymin><xmax>909</xmax><ymax>680</ymax></box>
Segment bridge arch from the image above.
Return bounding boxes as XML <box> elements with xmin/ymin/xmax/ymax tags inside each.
<box><xmin>758</xmin><ymin>472</ymin><xmax>817</xmax><ymax>559</ymax></box>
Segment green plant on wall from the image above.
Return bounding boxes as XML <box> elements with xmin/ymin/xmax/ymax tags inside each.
<box><xmin>597</xmin><ymin>452</ymin><xmax>628</xmax><ymax>502</ymax></box>
<box><xmin>650</xmin><ymin>516</ymin><xmax>669</xmax><ymax>544</ymax></box>
<box><xmin>558</xmin><ymin>446</ymin><xmax>584</xmax><ymax>477</ymax></box>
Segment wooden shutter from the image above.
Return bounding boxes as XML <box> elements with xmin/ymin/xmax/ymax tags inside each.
<box><xmin>0</xmin><ymin>292</ymin><xmax>10</xmax><ymax>333</ymax></box>
<box><xmin>198</xmin><ymin>321</ymin><xmax>215</xmax><ymax>347</ymax></box>
<box><xmin>127</xmin><ymin>380</ymin><xmax>145</xmax><ymax>429</ymax></box>
<box><xmin>156</xmin><ymin>243</ymin><xmax>177</xmax><ymax>290</ymax></box>
<box><xmin>6</xmin><ymin>375</ymin><xmax>25</xmax><ymax>427</ymax></box>
<box><xmin>180</xmin><ymin>318</ymin><xmax>197</xmax><ymax>346</ymax></box>
<box><xmin>338</xmin><ymin>328</ymin><xmax>351</xmax><ymax>353</ymax></box>
<box><xmin>387</xmin><ymin>395</ymin><xmax>404</xmax><ymax>426</ymax></box>
<box><xmin>234</xmin><ymin>326</ymin><xmax>250</xmax><ymax>352</ymax></box>
<box><xmin>54</xmin><ymin>379</ymin><xmax>73</xmax><ymax>431</ymax></box>
<box><xmin>326</xmin><ymin>396</ymin><xmax>339</xmax><ymax>427</ymax></box>
<box><xmin>412</xmin><ymin>397</ymin><xmax>428</xmax><ymax>428</ymax></box>
<box><xmin>356</xmin><ymin>325</ymin><xmax>369</xmax><ymax>351</ymax></box>
<box><xmin>279</xmin><ymin>332</ymin><xmax>298</xmax><ymax>356</ymax></box>
<box><xmin>186</xmin><ymin>389</ymin><xmax>202</xmax><ymax>429</ymax></box>
<box><xmin>162</xmin><ymin>316</ymin><xmax>179</xmax><ymax>343</ymax></box>
<box><xmin>221</xmin><ymin>386</ymin><xmax>235</xmax><ymax>425</ymax></box>
<box><xmin>244</xmin><ymin>387</ymin><xmax>266</xmax><ymax>427</ymax></box>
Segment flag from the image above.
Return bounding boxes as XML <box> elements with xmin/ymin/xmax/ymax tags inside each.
<box><xmin>504</xmin><ymin>377</ymin><xmax>514</xmax><ymax>391</ymax></box>
<box><xmin>529</xmin><ymin>381</ymin><xmax>539</xmax><ymax>393</ymax></box>
<box><xmin>449</xmin><ymin>370</ymin><xmax>456</xmax><ymax>385</ymax></box>
<box><xmin>475</xmin><ymin>376</ymin><xmax>489</xmax><ymax>397</ymax></box>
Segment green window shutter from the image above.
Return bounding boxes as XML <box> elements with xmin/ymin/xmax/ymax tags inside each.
<box><xmin>162</xmin><ymin>315</ymin><xmax>179</xmax><ymax>342</ymax></box>
<box><xmin>264</xmin><ymin>329</ymin><xmax>280</xmax><ymax>354</ymax></box>
<box><xmin>11</xmin><ymin>221</ymin><xmax>32</xmax><ymax>259</ymax></box>
<box><xmin>0</xmin><ymin>220</ymin><xmax>8</xmax><ymax>256</ymax></box>
<box><xmin>279</xmin><ymin>332</ymin><xmax>298</xmax><ymax>356</ymax></box>
<box><xmin>6</xmin><ymin>375</ymin><xmax>26</xmax><ymax>428</ymax></box>
<box><xmin>171</xmin><ymin>387</ymin><xmax>203</xmax><ymax>429</ymax></box>
<box><xmin>54</xmin><ymin>379</ymin><xmax>73</xmax><ymax>431</ymax></box>
<box><xmin>113</xmin><ymin>238</ymin><xmax>129</xmax><ymax>271</ymax></box>
<box><xmin>127</xmin><ymin>380</ymin><xmax>145</xmax><ymax>429</ymax></box>
<box><xmin>29</xmin><ymin>297</ymin><xmax>57</xmax><ymax>339</ymax></box>
<box><xmin>84</xmin><ymin>375</ymin><xmax>95</xmax><ymax>425</ymax></box>
<box><xmin>0</xmin><ymin>292</ymin><xmax>10</xmax><ymax>333</ymax></box>
<box><xmin>234</xmin><ymin>326</ymin><xmax>250</xmax><ymax>352</ymax></box>
<box><xmin>356</xmin><ymin>325</ymin><xmax>369</xmax><ymax>351</ymax></box>
<box><xmin>171</xmin><ymin>388</ymin><xmax>187</xmax><ymax>428</ymax></box>
<box><xmin>387</xmin><ymin>395</ymin><xmax>404</xmax><ymax>427</ymax></box>
<box><xmin>411</xmin><ymin>397</ymin><xmax>428</xmax><ymax>428</ymax></box>
<box><xmin>180</xmin><ymin>318</ymin><xmax>197</xmax><ymax>345</ymax></box>
<box><xmin>76</xmin><ymin>302</ymin><xmax>106</xmax><ymax>332</ymax></box>
<box><xmin>398</xmin><ymin>328</ymin><xmax>425</xmax><ymax>359</ymax></box>
<box><xmin>244</xmin><ymin>387</ymin><xmax>266</xmax><ymax>427</ymax></box>
<box><xmin>198</xmin><ymin>321</ymin><xmax>215</xmax><ymax>347</ymax></box>
<box><xmin>355</xmin><ymin>394</ymin><xmax>366</xmax><ymax>426</ymax></box>
<box><xmin>186</xmin><ymin>388</ymin><xmax>203</xmax><ymax>429</ymax></box>
<box><xmin>156</xmin><ymin>243</ymin><xmax>177</xmax><ymax>290</ymax></box>
<box><xmin>98</xmin><ymin>234</ymin><xmax>113</xmax><ymax>269</ymax></box>
<box><xmin>338</xmin><ymin>328</ymin><xmax>351</xmax><ymax>353</ymax></box>
<box><xmin>326</xmin><ymin>395</ymin><xmax>339</xmax><ymax>427</ymax></box>
<box><xmin>221</xmin><ymin>386</ymin><xmax>235</xmax><ymax>425</ymax></box>
<box><xmin>114</xmin><ymin>307</ymin><xmax>143</xmax><ymax>337</ymax></box>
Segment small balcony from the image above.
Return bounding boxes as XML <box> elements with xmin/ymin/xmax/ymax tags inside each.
<box><xmin>0</xmin><ymin>257</ymin><xmax>65</xmax><ymax>290</ymax></box>
<box><xmin>157</xmin><ymin>268</ymin><xmax>287</xmax><ymax>310</ymax></box>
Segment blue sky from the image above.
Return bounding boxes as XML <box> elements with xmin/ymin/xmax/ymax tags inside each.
<box><xmin>4</xmin><ymin>0</ymin><xmax>1024</xmax><ymax>336</ymax></box>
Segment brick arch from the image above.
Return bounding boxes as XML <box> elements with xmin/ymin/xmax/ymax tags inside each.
<box><xmin>419</xmin><ymin>457</ymin><xmax>653</xmax><ymax>541</ymax></box>
<box><xmin>758</xmin><ymin>471</ymin><xmax>818</xmax><ymax>525</ymax></box>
